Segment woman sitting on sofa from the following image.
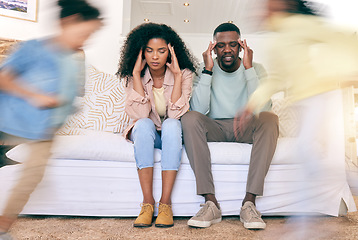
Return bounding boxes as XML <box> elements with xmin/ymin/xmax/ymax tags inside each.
<box><xmin>116</xmin><ymin>23</ymin><xmax>197</xmax><ymax>228</ymax></box>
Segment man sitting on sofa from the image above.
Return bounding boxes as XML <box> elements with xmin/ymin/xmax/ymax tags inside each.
<box><xmin>181</xmin><ymin>23</ymin><xmax>279</xmax><ymax>230</ymax></box>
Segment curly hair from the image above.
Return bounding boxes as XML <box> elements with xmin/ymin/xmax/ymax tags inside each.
<box><xmin>284</xmin><ymin>0</ymin><xmax>321</xmax><ymax>15</ymax></box>
<box><xmin>116</xmin><ymin>23</ymin><xmax>198</xmax><ymax>83</ymax></box>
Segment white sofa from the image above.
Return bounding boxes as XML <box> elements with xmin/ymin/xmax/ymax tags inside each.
<box><xmin>0</xmin><ymin>66</ymin><xmax>357</xmax><ymax>217</ymax></box>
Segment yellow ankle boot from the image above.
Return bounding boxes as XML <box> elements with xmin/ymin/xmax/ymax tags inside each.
<box><xmin>133</xmin><ymin>203</ymin><xmax>154</xmax><ymax>228</ymax></box>
<box><xmin>155</xmin><ymin>203</ymin><xmax>174</xmax><ymax>228</ymax></box>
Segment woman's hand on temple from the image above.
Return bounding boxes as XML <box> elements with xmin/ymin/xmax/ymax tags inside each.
<box><xmin>132</xmin><ymin>49</ymin><xmax>147</xmax><ymax>77</ymax></box>
<box><xmin>166</xmin><ymin>44</ymin><xmax>182</xmax><ymax>78</ymax></box>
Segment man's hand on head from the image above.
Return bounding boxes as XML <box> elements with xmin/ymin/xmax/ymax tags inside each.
<box><xmin>238</xmin><ymin>39</ymin><xmax>253</xmax><ymax>70</ymax></box>
<box><xmin>202</xmin><ymin>41</ymin><xmax>216</xmax><ymax>72</ymax></box>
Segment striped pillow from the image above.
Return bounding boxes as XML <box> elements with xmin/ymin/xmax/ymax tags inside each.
<box><xmin>57</xmin><ymin>66</ymin><xmax>131</xmax><ymax>135</ymax></box>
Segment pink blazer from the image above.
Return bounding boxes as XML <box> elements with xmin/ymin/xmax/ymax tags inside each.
<box><xmin>123</xmin><ymin>67</ymin><xmax>193</xmax><ymax>139</ymax></box>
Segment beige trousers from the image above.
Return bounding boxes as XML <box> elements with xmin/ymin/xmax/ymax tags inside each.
<box><xmin>1</xmin><ymin>133</ymin><xmax>52</xmax><ymax>218</ymax></box>
<box><xmin>181</xmin><ymin>111</ymin><xmax>279</xmax><ymax>196</ymax></box>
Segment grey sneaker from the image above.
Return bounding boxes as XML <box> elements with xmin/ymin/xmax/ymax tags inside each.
<box><xmin>240</xmin><ymin>201</ymin><xmax>266</xmax><ymax>229</ymax></box>
<box><xmin>187</xmin><ymin>201</ymin><xmax>222</xmax><ymax>228</ymax></box>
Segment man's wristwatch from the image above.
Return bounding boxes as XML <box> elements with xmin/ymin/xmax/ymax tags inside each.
<box><xmin>202</xmin><ymin>67</ymin><xmax>213</xmax><ymax>76</ymax></box>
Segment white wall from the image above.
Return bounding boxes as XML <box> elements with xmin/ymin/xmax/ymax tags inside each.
<box><xmin>313</xmin><ymin>0</ymin><xmax>358</xmax><ymax>31</ymax></box>
<box><xmin>83</xmin><ymin>0</ymin><xmax>124</xmax><ymax>74</ymax></box>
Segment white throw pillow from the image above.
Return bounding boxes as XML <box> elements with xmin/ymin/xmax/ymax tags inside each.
<box><xmin>57</xmin><ymin>65</ymin><xmax>131</xmax><ymax>135</ymax></box>
<box><xmin>271</xmin><ymin>98</ymin><xmax>301</xmax><ymax>137</ymax></box>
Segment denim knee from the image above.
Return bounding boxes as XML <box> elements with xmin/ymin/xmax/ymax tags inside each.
<box><xmin>160</xmin><ymin>118</ymin><xmax>183</xmax><ymax>171</ymax></box>
<box><xmin>132</xmin><ymin>118</ymin><xmax>158</xmax><ymax>169</ymax></box>
<box><xmin>132</xmin><ymin>118</ymin><xmax>156</xmax><ymax>136</ymax></box>
<box><xmin>162</xmin><ymin>118</ymin><xmax>181</xmax><ymax>133</ymax></box>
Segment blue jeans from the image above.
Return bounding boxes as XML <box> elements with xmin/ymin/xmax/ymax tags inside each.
<box><xmin>130</xmin><ymin>118</ymin><xmax>182</xmax><ymax>171</ymax></box>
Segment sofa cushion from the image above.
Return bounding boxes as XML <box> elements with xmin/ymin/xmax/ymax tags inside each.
<box><xmin>57</xmin><ymin>66</ymin><xmax>131</xmax><ymax>135</ymax></box>
<box><xmin>7</xmin><ymin>130</ymin><xmax>297</xmax><ymax>165</ymax></box>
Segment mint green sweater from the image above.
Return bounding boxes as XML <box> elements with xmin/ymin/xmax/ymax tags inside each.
<box><xmin>190</xmin><ymin>58</ymin><xmax>269</xmax><ymax>119</ymax></box>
